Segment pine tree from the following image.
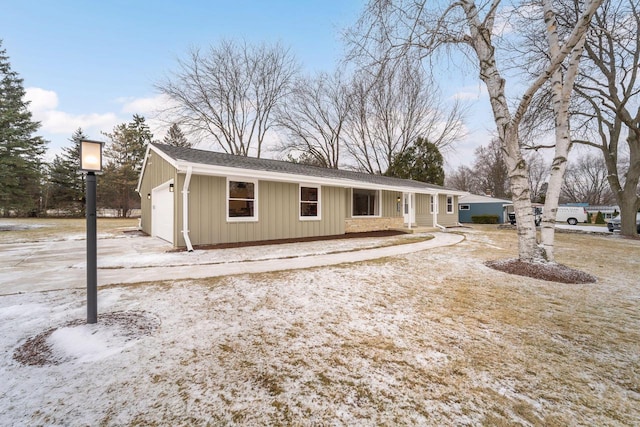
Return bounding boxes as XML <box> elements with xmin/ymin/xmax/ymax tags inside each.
<box><xmin>0</xmin><ymin>40</ymin><xmax>47</xmax><ymax>216</ymax></box>
<box><xmin>163</xmin><ymin>123</ymin><xmax>191</xmax><ymax>147</ymax></box>
<box><xmin>47</xmin><ymin>128</ymin><xmax>87</xmax><ymax>215</ymax></box>
<box><xmin>385</xmin><ymin>137</ymin><xmax>445</xmax><ymax>185</ymax></box>
<box><xmin>100</xmin><ymin>114</ymin><xmax>153</xmax><ymax>216</ymax></box>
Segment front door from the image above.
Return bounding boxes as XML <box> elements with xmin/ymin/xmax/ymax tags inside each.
<box><xmin>403</xmin><ymin>193</ymin><xmax>415</xmax><ymax>226</ymax></box>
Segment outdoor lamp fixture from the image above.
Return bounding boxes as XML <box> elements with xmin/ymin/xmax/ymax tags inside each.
<box><xmin>169</xmin><ymin>183</ymin><xmax>174</xmax><ymax>192</ymax></box>
<box><xmin>147</xmin><ymin>193</ymin><xmax>151</xmax><ymax>200</ymax></box>
<box><xmin>397</xmin><ymin>196</ymin><xmax>401</xmax><ymax>203</ymax></box>
<box><xmin>80</xmin><ymin>139</ymin><xmax>104</xmax><ymax>324</ymax></box>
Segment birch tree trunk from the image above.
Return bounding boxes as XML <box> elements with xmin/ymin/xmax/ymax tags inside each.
<box><xmin>349</xmin><ymin>0</ymin><xmax>603</xmax><ymax>262</ymax></box>
<box><xmin>461</xmin><ymin>1</ymin><xmax>542</xmax><ymax>261</ymax></box>
<box><xmin>538</xmin><ymin>0</ymin><xmax>589</xmax><ymax>261</ymax></box>
<box><xmin>460</xmin><ymin>0</ymin><xmax>601</xmax><ymax>262</ymax></box>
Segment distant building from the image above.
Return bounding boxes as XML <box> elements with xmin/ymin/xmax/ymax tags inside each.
<box><xmin>585</xmin><ymin>205</ymin><xmax>619</xmax><ymax>221</ymax></box>
<box><xmin>458</xmin><ymin>194</ymin><xmax>512</xmax><ymax>224</ymax></box>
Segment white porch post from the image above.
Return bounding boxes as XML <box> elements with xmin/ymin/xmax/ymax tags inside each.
<box><xmin>408</xmin><ymin>193</ymin><xmax>413</xmax><ymax>230</ymax></box>
<box><xmin>432</xmin><ymin>193</ymin><xmax>439</xmax><ymax>227</ymax></box>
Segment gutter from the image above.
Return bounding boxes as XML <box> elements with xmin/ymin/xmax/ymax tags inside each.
<box><xmin>182</xmin><ymin>166</ymin><xmax>194</xmax><ymax>252</ymax></box>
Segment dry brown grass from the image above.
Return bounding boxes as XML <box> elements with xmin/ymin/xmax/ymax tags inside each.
<box><xmin>0</xmin><ymin>217</ymin><xmax>139</xmax><ymax>243</ymax></box>
<box><xmin>4</xmin><ymin>224</ymin><xmax>639</xmax><ymax>425</ymax></box>
<box><xmin>118</xmin><ymin>226</ymin><xmax>639</xmax><ymax>425</ymax></box>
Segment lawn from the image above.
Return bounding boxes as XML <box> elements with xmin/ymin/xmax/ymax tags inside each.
<box><xmin>0</xmin><ymin>217</ymin><xmax>139</xmax><ymax>243</ymax></box>
<box><xmin>1</xmin><ymin>224</ymin><xmax>638</xmax><ymax>425</ymax></box>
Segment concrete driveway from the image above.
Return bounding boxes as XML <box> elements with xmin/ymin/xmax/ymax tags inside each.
<box><xmin>0</xmin><ymin>232</ymin><xmax>464</xmax><ymax>295</ymax></box>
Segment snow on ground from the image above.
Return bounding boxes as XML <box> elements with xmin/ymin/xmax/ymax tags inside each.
<box><xmin>93</xmin><ymin>233</ymin><xmax>429</xmax><ymax>269</ymax></box>
<box><xmin>1</xmin><ymin>227</ymin><xmax>639</xmax><ymax>425</ymax></box>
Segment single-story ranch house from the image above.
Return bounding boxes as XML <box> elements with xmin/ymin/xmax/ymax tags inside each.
<box><xmin>137</xmin><ymin>143</ymin><xmax>466</xmax><ymax>250</ymax></box>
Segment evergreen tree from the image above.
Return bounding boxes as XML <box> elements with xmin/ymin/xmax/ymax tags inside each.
<box><xmin>47</xmin><ymin>128</ymin><xmax>87</xmax><ymax>215</ymax></box>
<box><xmin>163</xmin><ymin>123</ymin><xmax>191</xmax><ymax>147</ymax></box>
<box><xmin>0</xmin><ymin>40</ymin><xmax>47</xmax><ymax>216</ymax></box>
<box><xmin>100</xmin><ymin>114</ymin><xmax>153</xmax><ymax>217</ymax></box>
<box><xmin>385</xmin><ymin>137</ymin><xmax>445</xmax><ymax>185</ymax></box>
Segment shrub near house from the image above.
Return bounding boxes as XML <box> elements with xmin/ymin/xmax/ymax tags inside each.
<box><xmin>472</xmin><ymin>215</ymin><xmax>499</xmax><ymax>224</ymax></box>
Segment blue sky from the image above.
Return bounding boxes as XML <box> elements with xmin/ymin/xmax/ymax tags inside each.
<box><xmin>2</xmin><ymin>0</ymin><xmax>491</xmax><ymax>167</ymax></box>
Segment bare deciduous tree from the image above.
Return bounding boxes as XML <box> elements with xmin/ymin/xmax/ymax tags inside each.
<box><xmin>472</xmin><ymin>138</ymin><xmax>510</xmax><ymax>199</ymax></box>
<box><xmin>569</xmin><ymin>0</ymin><xmax>640</xmax><ymax>235</ymax></box>
<box><xmin>561</xmin><ymin>154</ymin><xmax>616</xmax><ymax>205</ymax></box>
<box><xmin>343</xmin><ymin>57</ymin><xmax>466</xmax><ymax>174</ymax></box>
<box><xmin>157</xmin><ymin>40</ymin><xmax>298</xmax><ymax>157</ymax></box>
<box><xmin>348</xmin><ymin>0</ymin><xmax>601</xmax><ymax>262</ymax></box>
<box><xmin>275</xmin><ymin>71</ymin><xmax>350</xmax><ymax>168</ymax></box>
<box><xmin>526</xmin><ymin>151</ymin><xmax>550</xmax><ymax>204</ymax></box>
<box><xmin>446</xmin><ymin>165</ymin><xmax>478</xmax><ymax>193</ymax></box>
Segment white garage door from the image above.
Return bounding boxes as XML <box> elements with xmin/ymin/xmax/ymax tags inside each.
<box><xmin>152</xmin><ymin>182</ymin><xmax>174</xmax><ymax>244</ymax></box>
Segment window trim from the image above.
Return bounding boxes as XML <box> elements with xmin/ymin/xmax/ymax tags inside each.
<box><xmin>446</xmin><ymin>195</ymin><xmax>454</xmax><ymax>214</ymax></box>
<box><xmin>430</xmin><ymin>195</ymin><xmax>436</xmax><ymax>214</ymax></box>
<box><xmin>226</xmin><ymin>177</ymin><xmax>259</xmax><ymax>222</ymax></box>
<box><xmin>351</xmin><ymin>188</ymin><xmax>381</xmax><ymax>218</ymax></box>
<box><xmin>459</xmin><ymin>204</ymin><xmax>470</xmax><ymax>211</ymax></box>
<box><xmin>299</xmin><ymin>184</ymin><xmax>321</xmax><ymax>221</ymax></box>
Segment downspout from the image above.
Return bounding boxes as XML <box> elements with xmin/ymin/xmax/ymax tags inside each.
<box><xmin>182</xmin><ymin>166</ymin><xmax>194</xmax><ymax>252</ymax></box>
<box><xmin>408</xmin><ymin>193</ymin><xmax>412</xmax><ymax>230</ymax></box>
<box><xmin>432</xmin><ymin>193</ymin><xmax>446</xmax><ymax>231</ymax></box>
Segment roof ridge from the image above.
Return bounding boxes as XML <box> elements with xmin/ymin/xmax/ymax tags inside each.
<box><xmin>150</xmin><ymin>142</ymin><xmax>456</xmax><ymax>192</ymax></box>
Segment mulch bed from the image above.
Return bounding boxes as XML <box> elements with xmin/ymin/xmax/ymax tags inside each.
<box><xmin>13</xmin><ymin>311</ymin><xmax>160</xmax><ymax>367</ymax></box>
<box><xmin>485</xmin><ymin>259</ymin><xmax>597</xmax><ymax>284</ymax></box>
<box><xmin>170</xmin><ymin>230</ymin><xmax>407</xmax><ymax>252</ymax></box>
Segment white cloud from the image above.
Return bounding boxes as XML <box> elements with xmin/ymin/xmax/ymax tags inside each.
<box><xmin>120</xmin><ymin>94</ymin><xmax>173</xmax><ymax>115</ymax></box>
<box><xmin>25</xmin><ymin>86</ymin><xmax>120</xmax><ymax>137</ymax></box>
<box><xmin>451</xmin><ymin>84</ymin><xmax>488</xmax><ymax>101</ymax></box>
<box><xmin>117</xmin><ymin>94</ymin><xmax>181</xmax><ymax>139</ymax></box>
<box><xmin>39</xmin><ymin>110</ymin><xmax>120</xmax><ymax>135</ymax></box>
<box><xmin>25</xmin><ymin>87</ymin><xmax>59</xmax><ymax>112</ymax></box>
<box><xmin>24</xmin><ymin>87</ymin><xmax>177</xmax><ymax>140</ymax></box>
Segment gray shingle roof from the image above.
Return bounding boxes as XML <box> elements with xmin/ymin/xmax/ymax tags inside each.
<box><xmin>151</xmin><ymin>143</ymin><xmax>454</xmax><ymax>192</ymax></box>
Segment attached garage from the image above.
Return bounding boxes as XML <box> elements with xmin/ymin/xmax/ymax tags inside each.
<box><xmin>151</xmin><ymin>180</ymin><xmax>174</xmax><ymax>244</ymax></box>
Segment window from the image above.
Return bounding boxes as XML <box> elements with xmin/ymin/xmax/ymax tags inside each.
<box><xmin>430</xmin><ymin>195</ymin><xmax>435</xmax><ymax>214</ymax></box>
<box><xmin>300</xmin><ymin>185</ymin><xmax>321</xmax><ymax>220</ymax></box>
<box><xmin>459</xmin><ymin>204</ymin><xmax>470</xmax><ymax>211</ymax></box>
<box><xmin>446</xmin><ymin>195</ymin><xmax>454</xmax><ymax>213</ymax></box>
<box><xmin>353</xmin><ymin>188</ymin><xmax>379</xmax><ymax>216</ymax></box>
<box><xmin>228</xmin><ymin>179</ymin><xmax>257</xmax><ymax>221</ymax></box>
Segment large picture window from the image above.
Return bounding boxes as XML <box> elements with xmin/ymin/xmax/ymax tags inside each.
<box><xmin>228</xmin><ymin>179</ymin><xmax>257</xmax><ymax>221</ymax></box>
<box><xmin>353</xmin><ymin>188</ymin><xmax>379</xmax><ymax>216</ymax></box>
<box><xmin>300</xmin><ymin>185</ymin><xmax>320</xmax><ymax>220</ymax></box>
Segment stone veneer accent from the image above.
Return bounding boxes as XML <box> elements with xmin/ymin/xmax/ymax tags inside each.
<box><xmin>344</xmin><ymin>217</ymin><xmax>404</xmax><ymax>233</ymax></box>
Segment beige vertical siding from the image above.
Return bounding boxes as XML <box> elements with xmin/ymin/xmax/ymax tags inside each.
<box><xmin>415</xmin><ymin>194</ymin><xmax>433</xmax><ymax>227</ymax></box>
<box><xmin>381</xmin><ymin>191</ymin><xmax>403</xmax><ymax>218</ymax></box>
<box><xmin>138</xmin><ymin>154</ymin><xmax>178</xmax><ymax>240</ymax></box>
<box><xmin>437</xmin><ymin>194</ymin><xmax>459</xmax><ymax>226</ymax></box>
<box><xmin>185</xmin><ymin>177</ymin><xmax>347</xmax><ymax>246</ymax></box>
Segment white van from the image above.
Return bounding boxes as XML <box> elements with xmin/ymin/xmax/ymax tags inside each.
<box><xmin>556</xmin><ymin>206</ymin><xmax>588</xmax><ymax>225</ymax></box>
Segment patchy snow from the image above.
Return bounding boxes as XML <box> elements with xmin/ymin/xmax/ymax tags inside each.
<box><xmin>1</xmin><ymin>232</ymin><xmax>461</xmax><ymax>294</ymax></box>
<box><xmin>1</xmin><ymin>227</ymin><xmax>639</xmax><ymax>425</ymax></box>
<box><xmin>0</xmin><ymin>223</ymin><xmax>51</xmax><ymax>231</ymax></box>
<box><xmin>48</xmin><ymin>323</ymin><xmax>137</xmax><ymax>363</ymax></box>
<box><xmin>555</xmin><ymin>223</ymin><xmax>611</xmax><ymax>233</ymax></box>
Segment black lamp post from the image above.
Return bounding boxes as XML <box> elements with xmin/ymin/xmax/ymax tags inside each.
<box><xmin>80</xmin><ymin>139</ymin><xmax>104</xmax><ymax>324</ymax></box>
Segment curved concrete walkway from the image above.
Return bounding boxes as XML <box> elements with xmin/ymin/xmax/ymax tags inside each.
<box><xmin>0</xmin><ymin>232</ymin><xmax>463</xmax><ymax>294</ymax></box>
<box><xmin>100</xmin><ymin>232</ymin><xmax>464</xmax><ymax>285</ymax></box>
